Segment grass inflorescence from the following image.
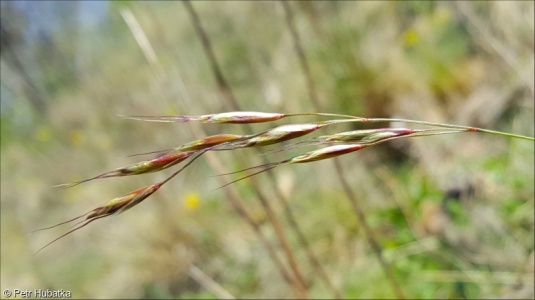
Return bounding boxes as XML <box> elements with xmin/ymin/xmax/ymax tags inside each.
<box><xmin>37</xmin><ymin>111</ymin><xmax>534</xmax><ymax>253</ymax></box>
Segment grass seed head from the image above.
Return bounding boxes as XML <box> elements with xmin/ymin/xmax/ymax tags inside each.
<box><xmin>34</xmin><ymin>184</ymin><xmax>162</xmax><ymax>254</ymax></box>
<box><xmin>360</xmin><ymin>128</ymin><xmax>413</xmax><ymax>143</ymax></box>
<box><xmin>204</xmin><ymin>111</ymin><xmax>285</xmax><ymax>124</ymax></box>
<box><xmin>176</xmin><ymin>134</ymin><xmax>246</xmax><ymax>151</ymax></box>
<box><xmin>325</xmin><ymin>128</ymin><xmax>413</xmax><ymax>142</ymax></box>
<box><xmin>119</xmin><ymin>151</ymin><xmax>194</xmax><ymax>175</ymax></box>
<box><xmin>290</xmin><ymin>144</ymin><xmax>365</xmax><ymax>163</ymax></box>
<box><xmin>243</xmin><ymin>123</ymin><xmax>321</xmax><ymax>147</ymax></box>
<box><xmin>86</xmin><ymin>184</ymin><xmax>161</xmax><ymax>218</ymax></box>
<box><xmin>58</xmin><ymin>151</ymin><xmax>195</xmax><ymax>188</ymax></box>
<box><xmin>120</xmin><ymin>111</ymin><xmax>284</xmax><ymax>124</ymax></box>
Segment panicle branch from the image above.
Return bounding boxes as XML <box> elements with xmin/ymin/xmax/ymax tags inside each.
<box><xmin>36</xmin><ymin>147</ymin><xmax>210</xmax><ymax>253</ymax></box>
<box><xmin>41</xmin><ymin>110</ymin><xmax>533</xmax><ymax>254</ymax></box>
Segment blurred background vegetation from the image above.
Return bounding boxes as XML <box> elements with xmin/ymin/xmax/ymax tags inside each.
<box><xmin>1</xmin><ymin>1</ymin><xmax>533</xmax><ymax>299</ymax></box>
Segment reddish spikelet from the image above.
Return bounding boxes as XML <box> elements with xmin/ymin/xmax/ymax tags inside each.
<box><xmin>237</xmin><ymin>124</ymin><xmax>322</xmax><ymax>147</ymax></box>
<box><xmin>58</xmin><ymin>151</ymin><xmax>195</xmax><ymax>188</ymax></box>
<box><xmin>128</xmin><ymin>134</ymin><xmax>246</xmax><ymax>158</ymax></box>
<box><xmin>176</xmin><ymin>134</ymin><xmax>246</xmax><ymax>151</ymax></box>
<box><xmin>34</xmin><ymin>184</ymin><xmax>161</xmax><ymax>254</ymax></box>
<box><xmin>132</xmin><ymin>151</ymin><xmax>194</xmax><ymax>173</ymax></box>
<box><xmin>37</xmin><ymin>143</ymin><xmax>212</xmax><ymax>254</ymax></box>
<box><xmin>290</xmin><ymin>144</ymin><xmax>365</xmax><ymax>163</ymax></box>
<box><xmin>87</xmin><ymin>184</ymin><xmax>161</xmax><ymax>218</ymax></box>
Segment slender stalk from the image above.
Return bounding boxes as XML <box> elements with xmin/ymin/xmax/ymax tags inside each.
<box><xmin>182</xmin><ymin>0</ymin><xmax>241</xmax><ymax>112</ymax></box>
<box><xmin>247</xmin><ymin>176</ymin><xmax>310</xmax><ymax>295</ymax></box>
<box><xmin>360</xmin><ymin>118</ymin><xmax>534</xmax><ymax>141</ymax></box>
<box><xmin>205</xmin><ymin>152</ymin><xmax>299</xmax><ymax>297</ymax></box>
<box><xmin>294</xmin><ymin>114</ymin><xmax>533</xmax><ymax>141</ymax></box>
<box><xmin>281</xmin><ymin>0</ymin><xmax>322</xmax><ymax>110</ymax></box>
<box><xmin>188</xmin><ymin>265</ymin><xmax>236</xmax><ymax>300</ymax></box>
<box><xmin>265</xmin><ymin>169</ymin><xmax>344</xmax><ymax>299</ymax></box>
<box><xmin>282</xmin><ymin>1</ymin><xmax>406</xmax><ymax>298</ymax></box>
<box><xmin>332</xmin><ymin>160</ymin><xmax>406</xmax><ymax>299</ymax></box>
<box><xmin>183</xmin><ymin>1</ymin><xmax>309</xmax><ymax>297</ymax></box>
<box><xmin>125</xmin><ymin>7</ymin><xmax>300</xmax><ymax>297</ymax></box>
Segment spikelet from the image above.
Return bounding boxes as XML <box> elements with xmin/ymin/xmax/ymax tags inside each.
<box><xmin>324</xmin><ymin>128</ymin><xmax>413</xmax><ymax>142</ymax></box>
<box><xmin>33</xmin><ymin>184</ymin><xmax>161</xmax><ymax>254</ymax></box>
<box><xmin>216</xmin><ymin>144</ymin><xmax>366</xmax><ymax>189</ymax></box>
<box><xmin>121</xmin><ymin>111</ymin><xmax>285</xmax><ymax>124</ymax></box>
<box><xmin>56</xmin><ymin>151</ymin><xmax>195</xmax><ymax>188</ymax></box>
<box><xmin>240</xmin><ymin>123</ymin><xmax>322</xmax><ymax>147</ymax></box>
<box><xmin>128</xmin><ymin>134</ymin><xmax>247</xmax><ymax>157</ymax></box>
<box><xmin>227</xmin><ymin>119</ymin><xmax>359</xmax><ymax>149</ymax></box>
<box><xmin>289</xmin><ymin>144</ymin><xmax>366</xmax><ymax>163</ymax></box>
<box><xmin>175</xmin><ymin>134</ymin><xmax>246</xmax><ymax>151</ymax></box>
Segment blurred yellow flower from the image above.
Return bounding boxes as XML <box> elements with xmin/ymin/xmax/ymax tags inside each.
<box><xmin>184</xmin><ymin>191</ymin><xmax>200</xmax><ymax>211</ymax></box>
<box><xmin>70</xmin><ymin>130</ymin><xmax>85</xmax><ymax>146</ymax></box>
<box><xmin>35</xmin><ymin>126</ymin><xmax>53</xmax><ymax>143</ymax></box>
<box><xmin>403</xmin><ymin>28</ymin><xmax>419</xmax><ymax>46</ymax></box>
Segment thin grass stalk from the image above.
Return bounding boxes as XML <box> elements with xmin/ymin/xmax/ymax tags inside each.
<box><xmin>333</xmin><ymin>159</ymin><xmax>406</xmax><ymax>298</ymax></box>
<box><xmin>203</xmin><ymin>150</ymin><xmax>301</xmax><ymax>298</ymax></box>
<box><xmin>178</xmin><ymin>2</ymin><xmax>346</xmax><ymax>293</ymax></box>
<box><xmin>282</xmin><ymin>1</ymin><xmax>406</xmax><ymax>298</ymax></box>
<box><xmin>188</xmin><ymin>265</ymin><xmax>236</xmax><ymax>300</ymax></box>
<box><xmin>353</xmin><ymin>117</ymin><xmax>534</xmax><ymax>141</ymax></box>
<box><xmin>181</xmin><ymin>115</ymin><xmax>304</xmax><ymax>297</ymax></box>
<box><xmin>281</xmin><ymin>0</ymin><xmax>321</xmax><ymax>110</ymax></box>
<box><xmin>123</xmin><ymin>10</ymin><xmax>300</xmax><ymax>298</ymax></box>
<box><xmin>182</xmin><ymin>0</ymin><xmax>241</xmax><ymax>112</ymax></box>
<box><xmin>183</xmin><ymin>1</ymin><xmax>308</xmax><ymax>297</ymax></box>
<box><xmin>246</xmin><ymin>176</ymin><xmax>309</xmax><ymax>294</ymax></box>
<box><xmin>180</xmin><ymin>3</ymin><xmax>359</xmax><ymax>298</ymax></box>
<box><xmin>264</xmin><ymin>169</ymin><xmax>344</xmax><ymax>298</ymax></box>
